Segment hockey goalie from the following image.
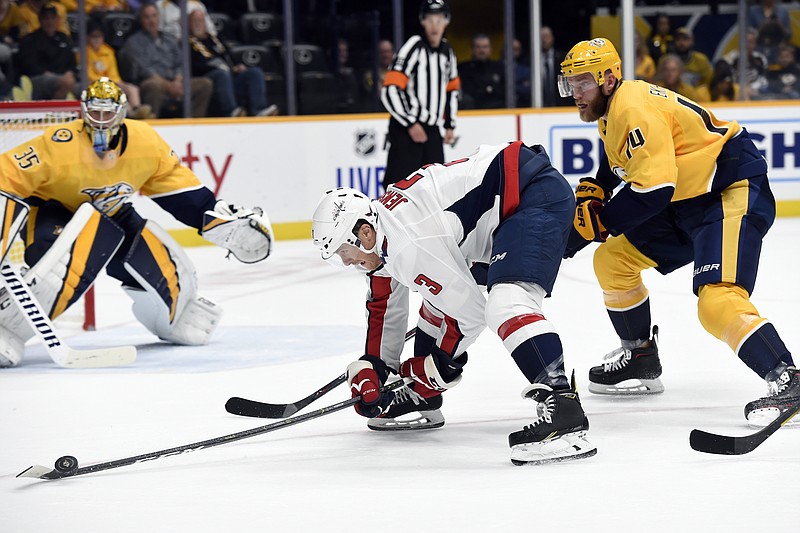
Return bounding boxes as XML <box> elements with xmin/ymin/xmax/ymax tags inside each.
<box><xmin>0</xmin><ymin>77</ymin><xmax>273</xmax><ymax>367</ymax></box>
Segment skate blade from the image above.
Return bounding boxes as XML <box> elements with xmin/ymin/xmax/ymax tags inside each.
<box><xmin>510</xmin><ymin>431</ymin><xmax>597</xmax><ymax>466</ymax></box>
<box><xmin>747</xmin><ymin>407</ymin><xmax>800</xmax><ymax>429</ymax></box>
<box><xmin>367</xmin><ymin>410</ymin><xmax>445</xmax><ymax>431</ymax></box>
<box><xmin>588</xmin><ymin>378</ymin><xmax>664</xmax><ymax>396</ymax></box>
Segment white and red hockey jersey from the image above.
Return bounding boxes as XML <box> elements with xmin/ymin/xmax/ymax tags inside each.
<box><xmin>363</xmin><ymin>143</ymin><xmax>519</xmax><ymax>370</ymax></box>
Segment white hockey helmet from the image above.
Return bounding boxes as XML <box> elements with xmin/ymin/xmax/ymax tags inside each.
<box><xmin>312</xmin><ymin>187</ymin><xmax>377</xmax><ymax>261</ymax></box>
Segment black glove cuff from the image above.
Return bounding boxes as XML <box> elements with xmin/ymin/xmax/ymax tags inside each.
<box><xmin>429</xmin><ymin>346</ymin><xmax>464</xmax><ymax>382</ymax></box>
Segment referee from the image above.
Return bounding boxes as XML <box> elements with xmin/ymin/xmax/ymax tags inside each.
<box><xmin>380</xmin><ymin>0</ymin><xmax>460</xmax><ymax>189</ymax></box>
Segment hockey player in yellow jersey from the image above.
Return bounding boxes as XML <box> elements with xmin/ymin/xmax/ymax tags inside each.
<box><xmin>559</xmin><ymin>38</ymin><xmax>798</xmax><ymax>427</ymax></box>
<box><xmin>0</xmin><ymin>77</ymin><xmax>273</xmax><ymax>367</ymax></box>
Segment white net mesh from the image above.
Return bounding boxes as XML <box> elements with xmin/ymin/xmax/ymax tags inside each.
<box><xmin>0</xmin><ymin>101</ymin><xmax>93</xmax><ymax>330</ymax></box>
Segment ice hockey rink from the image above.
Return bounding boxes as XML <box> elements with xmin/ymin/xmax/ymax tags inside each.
<box><xmin>2</xmin><ymin>218</ymin><xmax>799</xmax><ymax>533</ymax></box>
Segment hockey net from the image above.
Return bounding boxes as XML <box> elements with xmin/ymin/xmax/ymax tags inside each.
<box><xmin>0</xmin><ymin>101</ymin><xmax>95</xmax><ymax>330</ymax></box>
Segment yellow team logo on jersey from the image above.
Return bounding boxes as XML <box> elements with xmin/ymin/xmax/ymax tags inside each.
<box><xmin>81</xmin><ymin>182</ymin><xmax>134</xmax><ymax>215</ymax></box>
<box><xmin>52</xmin><ymin>129</ymin><xmax>73</xmax><ymax>142</ymax></box>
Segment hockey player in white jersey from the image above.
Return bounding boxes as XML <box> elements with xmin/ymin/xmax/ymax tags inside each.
<box><xmin>312</xmin><ymin>142</ymin><xmax>596</xmax><ymax>465</ymax></box>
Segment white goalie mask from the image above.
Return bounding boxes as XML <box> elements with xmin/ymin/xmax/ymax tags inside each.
<box><xmin>80</xmin><ymin>77</ymin><xmax>128</xmax><ymax>154</ymax></box>
<box><xmin>312</xmin><ymin>188</ymin><xmax>378</xmax><ymax>268</ymax></box>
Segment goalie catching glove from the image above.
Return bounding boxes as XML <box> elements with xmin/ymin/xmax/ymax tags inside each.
<box><xmin>201</xmin><ymin>201</ymin><xmax>273</xmax><ymax>263</ymax></box>
<box><xmin>347</xmin><ymin>355</ymin><xmax>393</xmax><ymax>418</ymax></box>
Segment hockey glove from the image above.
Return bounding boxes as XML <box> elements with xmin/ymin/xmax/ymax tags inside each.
<box><xmin>346</xmin><ymin>355</ymin><xmax>393</xmax><ymax>418</ymax></box>
<box><xmin>400</xmin><ymin>346</ymin><xmax>464</xmax><ymax>399</ymax></box>
<box><xmin>575</xmin><ymin>177</ymin><xmax>612</xmax><ymax>205</ymax></box>
<box><xmin>573</xmin><ymin>199</ymin><xmax>608</xmax><ymax>243</ymax></box>
<box><xmin>201</xmin><ymin>201</ymin><xmax>274</xmax><ymax>263</ymax></box>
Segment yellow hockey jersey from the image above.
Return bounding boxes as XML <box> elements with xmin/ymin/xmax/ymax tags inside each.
<box><xmin>599</xmin><ymin>79</ymin><xmax>740</xmax><ymax>202</ymax></box>
<box><xmin>0</xmin><ymin>119</ymin><xmax>204</xmax><ymax>217</ymax></box>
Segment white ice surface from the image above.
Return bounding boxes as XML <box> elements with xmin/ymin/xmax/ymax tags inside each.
<box><xmin>2</xmin><ymin>219</ymin><xmax>800</xmax><ymax>532</ymax></box>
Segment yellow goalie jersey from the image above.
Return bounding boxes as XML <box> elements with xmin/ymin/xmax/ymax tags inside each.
<box><xmin>0</xmin><ymin>119</ymin><xmax>206</xmax><ymax>219</ymax></box>
<box><xmin>596</xmin><ymin>79</ymin><xmax>746</xmax><ymax>235</ymax></box>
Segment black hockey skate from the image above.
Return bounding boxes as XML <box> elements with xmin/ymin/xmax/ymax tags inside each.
<box><xmin>508</xmin><ymin>384</ymin><xmax>596</xmax><ymax>465</ymax></box>
<box><xmin>367</xmin><ymin>381</ymin><xmax>445</xmax><ymax>431</ymax></box>
<box><xmin>588</xmin><ymin>325</ymin><xmax>663</xmax><ymax>395</ymax></box>
<box><xmin>744</xmin><ymin>364</ymin><xmax>800</xmax><ymax>428</ymax></box>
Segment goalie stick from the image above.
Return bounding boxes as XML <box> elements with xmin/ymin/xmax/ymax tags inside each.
<box><xmin>17</xmin><ymin>378</ymin><xmax>411</xmax><ymax>480</ymax></box>
<box><xmin>225</xmin><ymin>328</ymin><xmax>417</xmax><ymax>419</ymax></box>
<box><xmin>0</xmin><ymin>262</ymin><xmax>136</xmax><ymax>368</ymax></box>
<box><xmin>689</xmin><ymin>400</ymin><xmax>800</xmax><ymax>455</ymax></box>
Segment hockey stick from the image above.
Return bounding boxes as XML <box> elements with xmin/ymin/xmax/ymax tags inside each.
<box><xmin>0</xmin><ymin>262</ymin><xmax>136</xmax><ymax>368</ymax></box>
<box><xmin>689</xmin><ymin>400</ymin><xmax>800</xmax><ymax>455</ymax></box>
<box><xmin>225</xmin><ymin>327</ymin><xmax>418</xmax><ymax>419</ymax></box>
<box><xmin>17</xmin><ymin>378</ymin><xmax>411</xmax><ymax>480</ymax></box>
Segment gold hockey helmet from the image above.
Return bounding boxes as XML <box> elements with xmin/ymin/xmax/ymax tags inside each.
<box><xmin>558</xmin><ymin>38</ymin><xmax>622</xmax><ymax>97</ymax></box>
<box><xmin>80</xmin><ymin>77</ymin><xmax>128</xmax><ymax>151</ymax></box>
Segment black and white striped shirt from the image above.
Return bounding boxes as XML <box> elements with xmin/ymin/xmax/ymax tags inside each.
<box><xmin>381</xmin><ymin>35</ymin><xmax>460</xmax><ymax>129</ymax></box>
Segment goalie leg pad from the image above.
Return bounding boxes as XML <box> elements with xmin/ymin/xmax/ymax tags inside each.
<box><xmin>0</xmin><ymin>323</ymin><xmax>26</xmax><ymax>367</ymax></box>
<box><xmin>0</xmin><ymin>191</ymin><xmax>30</xmax><ymax>263</ymax></box>
<box><xmin>123</xmin><ymin>221</ymin><xmax>222</xmax><ymax>345</ymax></box>
<box><xmin>0</xmin><ymin>203</ymin><xmax>124</xmax><ymax>349</ymax></box>
<box><xmin>26</xmin><ymin>203</ymin><xmax>125</xmax><ymax>319</ymax></box>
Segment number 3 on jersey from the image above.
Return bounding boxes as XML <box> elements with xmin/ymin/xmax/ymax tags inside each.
<box><xmin>414</xmin><ymin>274</ymin><xmax>442</xmax><ymax>295</ymax></box>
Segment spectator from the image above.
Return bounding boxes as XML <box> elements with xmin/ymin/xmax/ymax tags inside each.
<box><xmin>361</xmin><ymin>39</ymin><xmax>394</xmax><ymax>111</ymax></box>
<box><xmin>722</xmin><ymin>28</ymin><xmax>769</xmax><ymax>100</ymax></box>
<box><xmin>635</xmin><ymin>30</ymin><xmax>655</xmax><ymax>83</ymax></box>
<box><xmin>0</xmin><ymin>0</ymin><xmax>23</xmax><ymax>92</ymax></box>
<box><xmin>18</xmin><ymin>0</ymin><xmax>70</xmax><ymax>38</ymax></box>
<box><xmin>655</xmin><ymin>54</ymin><xmax>706</xmax><ymax>102</ymax></box>
<box><xmin>540</xmin><ymin>26</ymin><xmax>567</xmax><ymax>107</ymax></box>
<box><xmin>119</xmin><ymin>3</ymin><xmax>212</xmax><ymax>118</ymax></box>
<box><xmin>458</xmin><ymin>33</ymin><xmax>504</xmax><ymax>109</ymax></box>
<box><xmin>648</xmin><ymin>13</ymin><xmax>674</xmax><ymax>64</ymax></box>
<box><xmin>0</xmin><ymin>0</ymin><xmax>24</xmax><ymax>41</ymax></box>
<box><xmin>512</xmin><ymin>38</ymin><xmax>531</xmax><ymax>107</ymax></box>
<box><xmin>748</xmin><ymin>0</ymin><xmax>791</xmax><ymax>65</ymax></box>
<box><xmin>673</xmin><ymin>27</ymin><xmax>713</xmax><ymax>95</ymax></box>
<box><xmin>187</xmin><ymin>9</ymin><xmax>276</xmax><ymax>117</ymax></box>
<box><xmin>765</xmin><ymin>43</ymin><xmax>800</xmax><ymax>99</ymax></box>
<box><xmin>18</xmin><ymin>3</ymin><xmax>76</xmax><ymax>100</ymax></box>
<box><xmin>85</xmin><ymin>19</ymin><xmax>152</xmax><ymax>119</ymax></box>
<box><xmin>709</xmin><ymin>60</ymin><xmax>741</xmax><ymax>102</ymax></box>
<box><xmin>59</xmin><ymin>0</ymin><xmax>127</xmax><ymax>12</ymax></box>
<box><xmin>158</xmin><ymin>0</ymin><xmax>215</xmax><ymax>41</ymax></box>
<box><xmin>334</xmin><ymin>38</ymin><xmax>359</xmax><ymax>113</ymax></box>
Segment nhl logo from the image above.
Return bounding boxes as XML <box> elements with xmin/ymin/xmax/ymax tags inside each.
<box><xmin>354</xmin><ymin>130</ymin><xmax>376</xmax><ymax>158</ymax></box>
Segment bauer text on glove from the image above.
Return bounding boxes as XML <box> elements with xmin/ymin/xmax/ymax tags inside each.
<box><xmin>573</xmin><ymin>199</ymin><xmax>608</xmax><ymax>243</ymax></box>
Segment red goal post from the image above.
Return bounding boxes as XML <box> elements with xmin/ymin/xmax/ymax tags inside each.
<box><xmin>0</xmin><ymin>100</ymin><xmax>95</xmax><ymax>331</ymax></box>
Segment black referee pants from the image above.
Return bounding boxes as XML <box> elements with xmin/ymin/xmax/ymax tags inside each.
<box><xmin>383</xmin><ymin>118</ymin><xmax>445</xmax><ymax>189</ymax></box>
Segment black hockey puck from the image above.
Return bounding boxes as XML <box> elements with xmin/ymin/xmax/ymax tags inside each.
<box><xmin>54</xmin><ymin>455</ymin><xmax>79</xmax><ymax>475</ymax></box>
